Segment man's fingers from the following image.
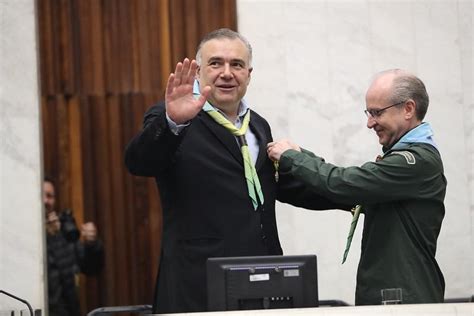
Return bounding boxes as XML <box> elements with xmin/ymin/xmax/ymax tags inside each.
<box><xmin>165</xmin><ymin>73</ymin><xmax>175</xmax><ymax>97</ymax></box>
<box><xmin>174</xmin><ymin>61</ymin><xmax>183</xmax><ymax>78</ymax></box>
<box><xmin>167</xmin><ymin>59</ymin><xmax>197</xmax><ymax>99</ymax></box>
<box><xmin>188</xmin><ymin>60</ymin><xmax>199</xmax><ymax>84</ymax></box>
<box><xmin>200</xmin><ymin>85</ymin><xmax>211</xmax><ymax>99</ymax></box>
<box><xmin>180</xmin><ymin>59</ymin><xmax>198</xmax><ymax>86</ymax></box>
<box><xmin>181</xmin><ymin>58</ymin><xmax>190</xmax><ymax>71</ymax></box>
<box><xmin>173</xmin><ymin>61</ymin><xmax>184</xmax><ymax>87</ymax></box>
<box><xmin>180</xmin><ymin>58</ymin><xmax>191</xmax><ymax>83</ymax></box>
<box><xmin>193</xmin><ymin>85</ymin><xmax>211</xmax><ymax>109</ymax></box>
<box><xmin>195</xmin><ymin>95</ymin><xmax>208</xmax><ymax>110</ymax></box>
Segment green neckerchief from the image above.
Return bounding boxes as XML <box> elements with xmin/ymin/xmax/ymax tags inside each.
<box><xmin>203</xmin><ymin>102</ymin><xmax>264</xmax><ymax>211</ymax></box>
<box><xmin>342</xmin><ymin>205</ymin><xmax>362</xmax><ymax>264</ymax></box>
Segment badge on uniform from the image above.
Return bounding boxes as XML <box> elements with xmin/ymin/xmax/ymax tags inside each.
<box><xmin>391</xmin><ymin>151</ymin><xmax>416</xmax><ymax>165</ymax></box>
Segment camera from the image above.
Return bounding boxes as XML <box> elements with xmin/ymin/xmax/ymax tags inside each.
<box><xmin>59</xmin><ymin>209</ymin><xmax>80</xmax><ymax>242</ymax></box>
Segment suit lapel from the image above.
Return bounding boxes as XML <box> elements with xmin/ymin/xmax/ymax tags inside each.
<box><xmin>198</xmin><ymin>111</ymin><xmax>244</xmax><ymax>164</ymax></box>
<box><xmin>249</xmin><ymin>112</ymin><xmax>269</xmax><ymax>171</ymax></box>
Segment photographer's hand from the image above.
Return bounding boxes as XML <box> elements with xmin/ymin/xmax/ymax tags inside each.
<box><xmin>45</xmin><ymin>211</ymin><xmax>61</xmax><ymax>235</ymax></box>
<box><xmin>81</xmin><ymin>222</ymin><xmax>98</xmax><ymax>243</ymax></box>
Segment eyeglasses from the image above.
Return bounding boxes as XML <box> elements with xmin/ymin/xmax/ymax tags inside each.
<box><xmin>364</xmin><ymin>101</ymin><xmax>406</xmax><ymax>118</ymax></box>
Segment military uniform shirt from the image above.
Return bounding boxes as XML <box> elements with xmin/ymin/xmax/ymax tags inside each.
<box><xmin>278</xmin><ymin>142</ymin><xmax>446</xmax><ymax>305</ymax></box>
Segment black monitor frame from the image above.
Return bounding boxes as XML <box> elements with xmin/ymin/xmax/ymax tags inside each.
<box><xmin>206</xmin><ymin>255</ymin><xmax>318</xmax><ymax>311</ymax></box>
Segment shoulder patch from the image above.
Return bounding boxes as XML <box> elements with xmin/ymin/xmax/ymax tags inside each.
<box><xmin>391</xmin><ymin>151</ymin><xmax>416</xmax><ymax>165</ymax></box>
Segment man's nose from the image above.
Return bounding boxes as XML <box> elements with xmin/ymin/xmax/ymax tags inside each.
<box><xmin>366</xmin><ymin>115</ymin><xmax>377</xmax><ymax>129</ymax></box>
<box><xmin>220</xmin><ymin>63</ymin><xmax>233</xmax><ymax>78</ymax></box>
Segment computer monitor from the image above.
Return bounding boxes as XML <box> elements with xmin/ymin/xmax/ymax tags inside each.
<box><xmin>206</xmin><ymin>255</ymin><xmax>318</xmax><ymax>311</ymax></box>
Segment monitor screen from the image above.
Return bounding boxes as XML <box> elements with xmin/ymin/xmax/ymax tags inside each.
<box><xmin>206</xmin><ymin>255</ymin><xmax>318</xmax><ymax>311</ymax></box>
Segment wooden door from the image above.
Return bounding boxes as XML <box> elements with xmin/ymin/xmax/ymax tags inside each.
<box><xmin>37</xmin><ymin>0</ymin><xmax>237</xmax><ymax>313</ymax></box>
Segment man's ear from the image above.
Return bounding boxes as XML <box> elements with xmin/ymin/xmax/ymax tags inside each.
<box><xmin>404</xmin><ymin>99</ymin><xmax>416</xmax><ymax>119</ymax></box>
<box><xmin>247</xmin><ymin>67</ymin><xmax>253</xmax><ymax>84</ymax></box>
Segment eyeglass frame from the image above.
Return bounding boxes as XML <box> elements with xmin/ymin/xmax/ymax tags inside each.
<box><xmin>364</xmin><ymin>100</ymin><xmax>406</xmax><ymax>118</ymax></box>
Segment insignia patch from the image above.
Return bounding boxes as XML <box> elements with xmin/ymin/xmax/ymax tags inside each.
<box><xmin>391</xmin><ymin>151</ymin><xmax>416</xmax><ymax>165</ymax></box>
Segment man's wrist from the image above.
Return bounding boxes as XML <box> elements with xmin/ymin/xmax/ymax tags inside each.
<box><xmin>166</xmin><ymin>112</ymin><xmax>190</xmax><ymax>135</ymax></box>
<box><xmin>278</xmin><ymin>149</ymin><xmax>297</xmax><ymax>171</ymax></box>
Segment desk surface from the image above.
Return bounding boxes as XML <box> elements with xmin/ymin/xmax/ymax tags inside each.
<box><xmin>150</xmin><ymin>303</ymin><xmax>473</xmax><ymax>316</ymax></box>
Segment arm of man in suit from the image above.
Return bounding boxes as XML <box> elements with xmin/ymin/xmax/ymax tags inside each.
<box><xmin>124</xmin><ymin>59</ymin><xmax>210</xmax><ymax>176</ymax></box>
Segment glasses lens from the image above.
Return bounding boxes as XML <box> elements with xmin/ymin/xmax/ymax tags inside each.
<box><xmin>364</xmin><ymin>109</ymin><xmax>378</xmax><ymax>118</ymax></box>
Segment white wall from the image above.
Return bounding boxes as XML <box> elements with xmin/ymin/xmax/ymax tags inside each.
<box><xmin>0</xmin><ymin>0</ymin><xmax>45</xmax><ymax>312</ymax></box>
<box><xmin>238</xmin><ymin>0</ymin><xmax>473</xmax><ymax>305</ymax></box>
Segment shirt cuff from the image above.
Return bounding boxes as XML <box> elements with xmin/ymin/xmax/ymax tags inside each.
<box><xmin>166</xmin><ymin>113</ymin><xmax>190</xmax><ymax>135</ymax></box>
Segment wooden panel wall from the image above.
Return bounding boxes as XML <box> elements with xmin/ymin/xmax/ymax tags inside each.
<box><xmin>37</xmin><ymin>0</ymin><xmax>237</xmax><ymax>313</ymax></box>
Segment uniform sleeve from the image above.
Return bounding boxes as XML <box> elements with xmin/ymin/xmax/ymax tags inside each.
<box><xmin>278</xmin><ymin>147</ymin><xmax>434</xmax><ymax>205</ymax></box>
<box><xmin>124</xmin><ymin>102</ymin><xmax>187</xmax><ymax>176</ymax></box>
<box><xmin>277</xmin><ymin>149</ymin><xmax>352</xmax><ymax>211</ymax></box>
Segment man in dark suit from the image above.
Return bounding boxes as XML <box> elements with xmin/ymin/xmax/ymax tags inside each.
<box><xmin>124</xmin><ymin>28</ymin><xmax>284</xmax><ymax>313</ymax></box>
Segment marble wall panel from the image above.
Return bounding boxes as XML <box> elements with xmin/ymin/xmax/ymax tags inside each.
<box><xmin>0</xmin><ymin>0</ymin><xmax>45</xmax><ymax>312</ymax></box>
<box><xmin>238</xmin><ymin>0</ymin><xmax>473</xmax><ymax>304</ymax></box>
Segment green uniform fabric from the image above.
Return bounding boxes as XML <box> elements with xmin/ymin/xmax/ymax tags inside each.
<box><xmin>279</xmin><ymin>143</ymin><xmax>446</xmax><ymax>305</ymax></box>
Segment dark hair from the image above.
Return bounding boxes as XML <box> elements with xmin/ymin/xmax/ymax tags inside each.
<box><xmin>44</xmin><ymin>175</ymin><xmax>55</xmax><ymax>187</ymax></box>
<box><xmin>195</xmin><ymin>28</ymin><xmax>253</xmax><ymax>67</ymax></box>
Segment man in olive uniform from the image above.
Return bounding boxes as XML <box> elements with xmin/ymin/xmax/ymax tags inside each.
<box><xmin>267</xmin><ymin>69</ymin><xmax>446</xmax><ymax>305</ymax></box>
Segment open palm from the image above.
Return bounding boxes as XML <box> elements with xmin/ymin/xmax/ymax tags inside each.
<box><xmin>165</xmin><ymin>58</ymin><xmax>210</xmax><ymax>124</ymax></box>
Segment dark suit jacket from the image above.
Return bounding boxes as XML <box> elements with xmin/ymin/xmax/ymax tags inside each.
<box><xmin>125</xmin><ymin>102</ymin><xmax>283</xmax><ymax>313</ymax></box>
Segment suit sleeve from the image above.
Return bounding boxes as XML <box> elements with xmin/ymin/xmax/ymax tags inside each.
<box><xmin>124</xmin><ymin>102</ymin><xmax>186</xmax><ymax>176</ymax></box>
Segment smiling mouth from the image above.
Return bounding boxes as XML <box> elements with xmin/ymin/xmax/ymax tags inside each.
<box><xmin>216</xmin><ymin>85</ymin><xmax>236</xmax><ymax>92</ymax></box>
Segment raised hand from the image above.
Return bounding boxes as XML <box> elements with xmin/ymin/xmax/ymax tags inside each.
<box><xmin>45</xmin><ymin>211</ymin><xmax>61</xmax><ymax>235</ymax></box>
<box><xmin>165</xmin><ymin>58</ymin><xmax>211</xmax><ymax>124</ymax></box>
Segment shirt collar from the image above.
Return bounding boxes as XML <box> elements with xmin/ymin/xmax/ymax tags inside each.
<box><xmin>384</xmin><ymin>122</ymin><xmax>438</xmax><ymax>153</ymax></box>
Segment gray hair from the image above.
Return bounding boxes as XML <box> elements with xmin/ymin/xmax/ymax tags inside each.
<box><xmin>377</xmin><ymin>69</ymin><xmax>429</xmax><ymax>120</ymax></box>
<box><xmin>195</xmin><ymin>28</ymin><xmax>253</xmax><ymax>67</ymax></box>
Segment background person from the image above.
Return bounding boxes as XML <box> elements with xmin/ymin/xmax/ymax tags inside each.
<box><xmin>43</xmin><ymin>177</ymin><xmax>104</xmax><ymax>316</ymax></box>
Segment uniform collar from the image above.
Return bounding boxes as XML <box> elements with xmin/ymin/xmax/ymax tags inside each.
<box><xmin>383</xmin><ymin>122</ymin><xmax>438</xmax><ymax>154</ymax></box>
